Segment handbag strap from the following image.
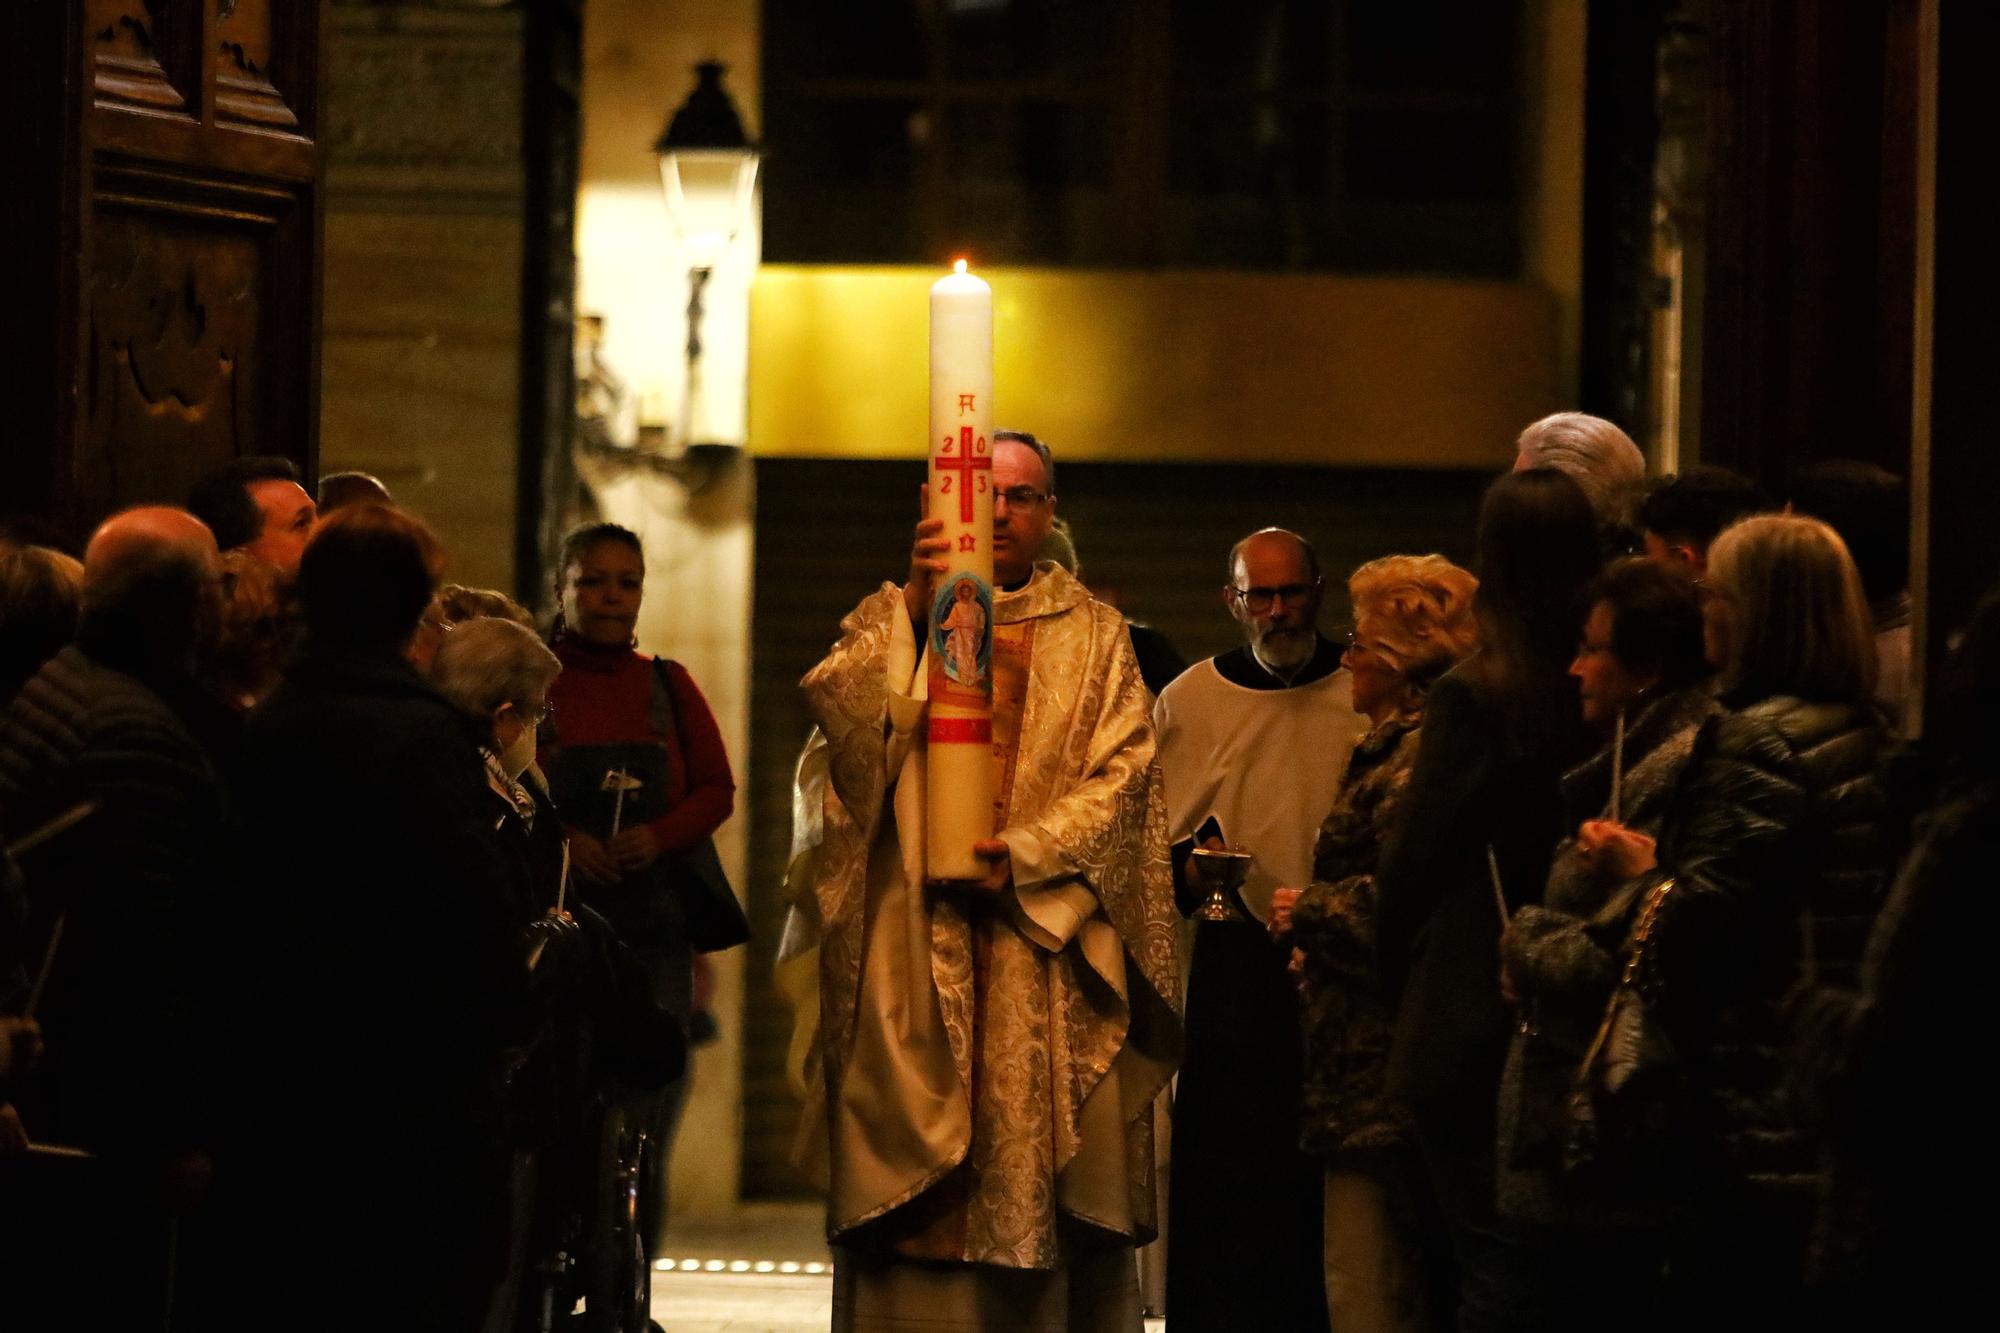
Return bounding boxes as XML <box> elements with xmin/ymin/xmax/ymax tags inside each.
<box><xmin>648</xmin><ymin>658</ymin><xmax>685</xmax><ymax>759</ymax></box>
<box><xmin>1573</xmin><ymin>876</ymin><xmax>1676</xmax><ymax>1089</ymax></box>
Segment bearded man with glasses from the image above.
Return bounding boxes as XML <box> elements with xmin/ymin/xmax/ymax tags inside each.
<box><xmin>1151</xmin><ymin>527</ymin><xmax>1367</xmax><ymax>1332</ymax></box>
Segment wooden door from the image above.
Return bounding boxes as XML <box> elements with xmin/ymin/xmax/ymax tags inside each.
<box><xmin>2</xmin><ymin>1</ymin><xmax>323</xmax><ymax>543</ymax></box>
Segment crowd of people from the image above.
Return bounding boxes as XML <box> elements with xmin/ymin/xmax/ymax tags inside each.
<box><xmin>0</xmin><ymin>463</ymin><xmax>735</xmax><ymax>1331</ymax></box>
<box><xmin>0</xmin><ymin>412</ymin><xmax>1982</xmax><ymax>1333</ymax></box>
<box><xmin>1147</xmin><ymin>417</ymin><xmax>1970</xmax><ymax>1333</ymax></box>
<box><xmin>765</xmin><ymin>416</ymin><xmax>1969</xmax><ymax>1333</ymax></box>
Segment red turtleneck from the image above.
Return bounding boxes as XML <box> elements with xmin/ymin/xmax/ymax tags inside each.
<box><xmin>541</xmin><ymin>637</ymin><xmax>735</xmax><ymax>854</ymax></box>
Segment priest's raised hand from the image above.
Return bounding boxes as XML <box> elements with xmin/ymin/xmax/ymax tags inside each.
<box><xmin>901</xmin><ymin>484</ymin><xmax>951</xmax><ymax>630</ymax></box>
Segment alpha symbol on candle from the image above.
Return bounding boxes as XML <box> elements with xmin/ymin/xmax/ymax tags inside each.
<box><xmin>958</xmin><ymin>533</ymin><xmax>976</xmax><ymax>552</ymax></box>
<box><xmin>957</xmin><ymin>393</ymin><xmax>977</xmax><ymax>414</ymax></box>
<box><xmin>935</xmin><ymin>427</ymin><xmax>992</xmax><ymax>521</ymax></box>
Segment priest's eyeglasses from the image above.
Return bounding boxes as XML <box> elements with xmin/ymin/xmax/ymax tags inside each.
<box><xmin>995</xmin><ymin>485</ymin><xmax>1049</xmax><ymax>509</ymax></box>
<box><xmin>1228</xmin><ymin>579</ymin><xmax>1321</xmax><ymax>612</ymax></box>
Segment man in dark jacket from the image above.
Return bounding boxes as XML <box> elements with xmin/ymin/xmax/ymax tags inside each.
<box><xmin>220</xmin><ymin>504</ymin><xmax>522</xmax><ymax>1333</ymax></box>
<box><xmin>0</xmin><ymin>506</ymin><xmax>228</xmax><ymax>1331</ymax></box>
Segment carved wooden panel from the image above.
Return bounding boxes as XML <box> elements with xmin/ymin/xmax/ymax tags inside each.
<box><xmin>89</xmin><ymin>0</ymin><xmax>198</xmax><ymax>118</ymax></box>
<box><xmin>216</xmin><ymin>0</ymin><xmax>312</xmax><ymax>134</ymax></box>
<box><xmin>77</xmin><ymin>151</ymin><xmax>310</xmax><ymax>516</ymax></box>
<box><xmin>4</xmin><ymin>1</ymin><xmax>322</xmax><ymax>542</ymax></box>
<box><xmin>80</xmin><ymin>207</ymin><xmax>261</xmax><ymax>509</ymax></box>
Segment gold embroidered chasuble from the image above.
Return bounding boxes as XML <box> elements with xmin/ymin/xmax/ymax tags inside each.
<box><xmin>796</xmin><ymin>563</ymin><xmax>1182</xmax><ymax>1269</ymax></box>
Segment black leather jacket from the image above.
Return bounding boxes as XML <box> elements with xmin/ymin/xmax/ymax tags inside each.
<box><xmin>1651</xmin><ymin>690</ymin><xmax>1889</xmax><ymax>1194</ymax></box>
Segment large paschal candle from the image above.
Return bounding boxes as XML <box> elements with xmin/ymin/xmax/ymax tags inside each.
<box><xmin>925</xmin><ymin>260</ymin><xmax>997</xmax><ymax>881</ymax></box>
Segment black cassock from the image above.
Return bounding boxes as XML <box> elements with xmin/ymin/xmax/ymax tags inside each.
<box><xmin>1164</xmin><ymin>643</ymin><xmax>1337</xmax><ymax>1333</ymax></box>
<box><xmin>1168</xmin><ymin>912</ymin><xmax>1329</xmax><ymax>1332</ymax></box>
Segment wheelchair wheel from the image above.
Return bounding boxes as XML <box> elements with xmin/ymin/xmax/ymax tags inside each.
<box><xmin>587</xmin><ymin>1110</ymin><xmax>653</xmax><ymax>1332</ymax></box>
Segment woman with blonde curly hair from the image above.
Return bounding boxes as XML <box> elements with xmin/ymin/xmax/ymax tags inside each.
<box><xmin>1270</xmin><ymin>552</ymin><xmax>1479</xmax><ymax>1333</ymax></box>
<box><xmin>210</xmin><ymin>549</ymin><xmax>291</xmax><ymax>709</ymax></box>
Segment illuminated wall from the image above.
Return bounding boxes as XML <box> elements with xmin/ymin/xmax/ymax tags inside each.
<box><xmin>749</xmin><ymin>266</ymin><xmax>1562</xmax><ymax>468</ymax></box>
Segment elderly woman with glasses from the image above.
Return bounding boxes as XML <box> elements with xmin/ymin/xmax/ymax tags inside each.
<box><xmin>431</xmin><ymin>615</ymin><xmax>686</xmax><ymax>1326</ymax></box>
<box><xmin>1491</xmin><ymin>557</ymin><xmax>1718</xmax><ymax>1329</ymax></box>
<box><xmin>431</xmin><ymin>616</ymin><xmax>563</xmax><ymax>883</ymax></box>
<box><xmin>1269</xmin><ymin>553</ymin><xmax>1479</xmax><ymax>1333</ymax></box>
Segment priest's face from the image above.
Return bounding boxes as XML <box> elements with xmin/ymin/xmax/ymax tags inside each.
<box><xmin>1227</xmin><ymin>532</ymin><xmax>1322</xmax><ymax>672</ymax></box>
<box><xmin>991</xmin><ymin>439</ymin><xmax>1055</xmax><ymax>587</ymax></box>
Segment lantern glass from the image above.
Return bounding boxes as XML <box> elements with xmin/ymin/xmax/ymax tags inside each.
<box><xmin>660</xmin><ymin>148</ymin><xmax>760</xmax><ymax>268</ymax></box>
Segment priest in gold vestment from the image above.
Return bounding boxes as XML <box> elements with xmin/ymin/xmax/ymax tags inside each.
<box><xmin>790</xmin><ymin>435</ymin><xmax>1181</xmax><ymax>1331</ymax></box>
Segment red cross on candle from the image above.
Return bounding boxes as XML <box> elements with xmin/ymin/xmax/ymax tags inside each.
<box><xmin>936</xmin><ymin>426</ymin><xmax>992</xmax><ymax>522</ymax></box>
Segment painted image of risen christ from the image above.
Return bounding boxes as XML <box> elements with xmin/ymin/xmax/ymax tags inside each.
<box><xmin>941</xmin><ymin>579</ymin><xmax>987</xmax><ymax>687</ymax></box>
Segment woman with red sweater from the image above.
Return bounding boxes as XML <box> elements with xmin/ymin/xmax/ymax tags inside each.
<box><xmin>538</xmin><ymin>521</ymin><xmax>735</xmax><ymax>1255</ymax></box>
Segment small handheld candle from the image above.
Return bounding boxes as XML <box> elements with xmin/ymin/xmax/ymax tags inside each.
<box><xmin>1609</xmin><ymin>707</ymin><xmax>1627</xmax><ymax>823</ymax></box>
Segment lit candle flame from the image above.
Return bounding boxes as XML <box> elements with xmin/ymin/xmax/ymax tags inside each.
<box><xmin>954</xmin><ymin>258</ymin><xmax>968</xmax><ymax>275</ymax></box>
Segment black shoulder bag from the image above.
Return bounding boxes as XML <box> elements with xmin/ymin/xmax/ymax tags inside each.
<box><xmin>648</xmin><ymin>660</ymin><xmax>751</xmax><ymax>953</ymax></box>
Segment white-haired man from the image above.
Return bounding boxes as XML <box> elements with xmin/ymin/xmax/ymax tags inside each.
<box><xmin>1513</xmin><ymin>411</ymin><xmax>1647</xmax><ymax>549</ymax></box>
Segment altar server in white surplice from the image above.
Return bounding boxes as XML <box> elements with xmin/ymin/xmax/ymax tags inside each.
<box><xmin>1152</xmin><ymin>528</ymin><xmax>1366</xmax><ymax>1333</ymax></box>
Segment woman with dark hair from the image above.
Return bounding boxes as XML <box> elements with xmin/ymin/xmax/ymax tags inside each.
<box><xmin>1493</xmin><ymin>558</ymin><xmax>1717</xmax><ymax>1327</ymax></box>
<box><xmin>431</xmin><ymin>615</ymin><xmax>685</xmax><ymax>1329</ymax></box>
<box><xmin>538</xmin><ymin>521</ymin><xmax>737</xmax><ymax>1260</ymax></box>
<box><xmin>1581</xmin><ymin>513</ymin><xmax>1889</xmax><ymax>1327</ymax></box>
<box><xmin>1372</xmin><ymin>468</ymin><xmax>1602</xmax><ymax>1332</ymax></box>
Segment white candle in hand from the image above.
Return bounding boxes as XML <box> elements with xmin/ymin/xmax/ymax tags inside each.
<box><xmin>925</xmin><ymin>259</ymin><xmax>998</xmax><ymax>881</ymax></box>
<box><xmin>1610</xmin><ymin>707</ymin><xmax>1626</xmax><ymax>824</ymax></box>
